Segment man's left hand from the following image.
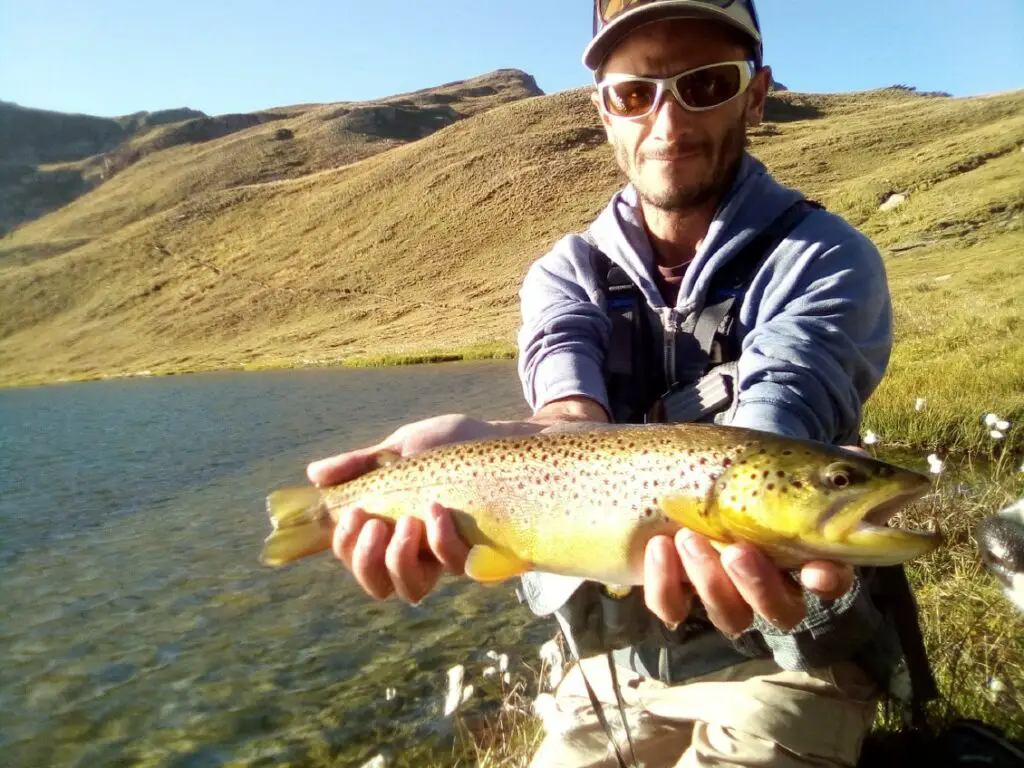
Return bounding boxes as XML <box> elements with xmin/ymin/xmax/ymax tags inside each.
<box><xmin>644</xmin><ymin>532</ymin><xmax>854</xmax><ymax>635</ymax></box>
<box><xmin>643</xmin><ymin>444</ymin><xmax>864</xmax><ymax>635</ymax></box>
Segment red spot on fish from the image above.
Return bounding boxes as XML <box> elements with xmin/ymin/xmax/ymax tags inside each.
<box><xmin>722</xmin><ymin>458</ymin><xmax>732</xmax><ymax>467</ymax></box>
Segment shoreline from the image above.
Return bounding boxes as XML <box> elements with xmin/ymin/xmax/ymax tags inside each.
<box><xmin>2</xmin><ymin>344</ymin><xmax>1019</xmax><ymax>458</ymax></box>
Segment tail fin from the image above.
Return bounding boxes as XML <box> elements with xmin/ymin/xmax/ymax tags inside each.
<box><xmin>262</xmin><ymin>487</ymin><xmax>332</xmax><ymax>567</ymax></box>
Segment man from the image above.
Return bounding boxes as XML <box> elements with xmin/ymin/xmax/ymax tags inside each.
<box><xmin>311</xmin><ymin>1</ymin><xmax>918</xmax><ymax>765</ymax></box>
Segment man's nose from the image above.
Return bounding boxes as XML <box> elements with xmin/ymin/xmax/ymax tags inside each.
<box><xmin>650</xmin><ymin>91</ymin><xmax>692</xmax><ymax>139</ymax></box>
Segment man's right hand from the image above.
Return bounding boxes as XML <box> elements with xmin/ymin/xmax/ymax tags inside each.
<box><xmin>309</xmin><ymin>398</ymin><xmax>607</xmax><ymax>605</ymax></box>
<box><xmin>307</xmin><ymin>414</ymin><xmax>502</xmax><ymax>604</ymax></box>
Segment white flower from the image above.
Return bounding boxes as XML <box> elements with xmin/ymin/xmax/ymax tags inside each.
<box><xmin>385</xmin><ymin>687</ymin><xmax>396</xmax><ymax>701</ymax></box>
<box><xmin>503</xmin><ymin>672</ymin><xmax>512</xmax><ymax>685</ymax></box>
<box><xmin>1019</xmin><ymin>462</ymin><xmax>1024</xmax><ymax>474</ymax></box>
<box><xmin>359</xmin><ymin>756</ymin><xmax>388</xmax><ymax>768</ymax></box>
<box><xmin>482</xmin><ymin>666</ymin><xmax>498</xmax><ymax>680</ymax></box>
<box><xmin>990</xmin><ymin>430</ymin><xmax>1005</xmax><ymax>441</ymax></box>
<box><xmin>498</xmin><ymin>653</ymin><xmax>509</xmax><ymax>673</ymax></box>
<box><xmin>995</xmin><ymin>419</ymin><xmax>1011</xmax><ymax>431</ymax></box>
<box><xmin>862</xmin><ymin>430</ymin><xmax>878</xmax><ymax>446</ymax></box>
<box><xmin>915</xmin><ymin>398</ymin><xmax>927</xmax><ymax>412</ymax></box>
<box><xmin>461</xmin><ymin>685</ymin><xmax>474</xmax><ymax>705</ymax></box>
<box><xmin>926</xmin><ymin>453</ymin><xmax>944</xmax><ymax>475</ymax></box>
<box><xmin>443</xmin><ymin>664</ymin><xmax>465</xmax><ymax>717</ymax></box>
<box><xmin>986</xmin><ymin>676</ymin><xmax>1008</xmax><ymax>704</ymax></box>
<box><xmin>485</xmin><ymin>650</ymin><xmax>500</xmax><ymax>661</ymax></box>
<box><xmin>984</xmin><ymin>413</ymin><xmax>999</xmax><ymax>427</ymax></box>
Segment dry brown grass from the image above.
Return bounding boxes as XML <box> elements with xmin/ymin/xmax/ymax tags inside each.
<box><xmin>1</xmin><ymin>81</ymin><xmax>1022</xmax><ymax>449</ymax></box>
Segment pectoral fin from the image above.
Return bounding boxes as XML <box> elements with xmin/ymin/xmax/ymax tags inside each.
<box><xmin>464</xmin><ymin>545</ymin><xmax>529</xmax><ymax>585</ymax></box>
<box><xmin>661</xmin><ymin>495</ymin><xmax>730</xmax><ymax>542</ymax></box>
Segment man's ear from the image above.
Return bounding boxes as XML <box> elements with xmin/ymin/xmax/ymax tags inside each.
<box><xmin>745</xmin><ymin>64</ymin><xmax>771</xmax><ymax>127</ymax></box>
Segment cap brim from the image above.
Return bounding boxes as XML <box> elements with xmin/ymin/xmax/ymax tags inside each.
<box><xmin>584</xmin><ymin>2</ymin><xmax>762</xmax><ymax>71</ymax></box>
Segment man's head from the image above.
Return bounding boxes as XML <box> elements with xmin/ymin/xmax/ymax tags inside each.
<box><xmin>585</xmin><ymin>1</ymin><xmax>772</xmax><ymax>214</ymax></box>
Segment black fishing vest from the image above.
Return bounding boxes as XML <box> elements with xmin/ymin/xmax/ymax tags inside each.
<box><xmin>590</xmin><ymin>198</ymin><xmax>821</xmax><ymax>425</ymax></box>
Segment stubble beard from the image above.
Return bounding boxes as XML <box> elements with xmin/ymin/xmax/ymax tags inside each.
<box><xmin>616</xmin><ymin>118</ymin><xmax>747</xmax><ymax>214</ymax></box>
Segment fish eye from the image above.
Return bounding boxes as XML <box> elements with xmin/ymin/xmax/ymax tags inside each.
<box><xmin>823</xmin><ymin>463</ymin><xmax>864</xmax><ymax>490</ymax></box>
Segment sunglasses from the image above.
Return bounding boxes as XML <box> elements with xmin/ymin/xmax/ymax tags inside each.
<box><xmin>596</xmin><ymin>60</ymin><xmax>755</xmax><ymax>119</ymax></box>
<box><xmin>594</xmin><ymin>0</ymin><xmax>762</xmax><ymax>35</ymax></box>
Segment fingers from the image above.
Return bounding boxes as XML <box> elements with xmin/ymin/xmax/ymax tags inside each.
<box><xmin>332</xmin><ymin>504</ymin><xmax>466</xmax><ymax>604</ymax></box>
<box><xmin>676</xmin><ymin>530</ymin><xmax>755</xmax><ymax>635</ymax></box>
<box><xmin>719</xmin><ymin>542</ymin><xmax>806</xmax><ymax>632</ymax></box>
<box><xmin>385</xmin><ymin>517</ymin><xmax>441</xmax><ymax>604</ymax></box>
<box><xmin>800</xmin><ymin>561</ymin><xmax>854</xmax><ymax>600</ymax></box>
<box><xmin>350</xmin><ymin>518</ymin><xmax>395</xmax><ymax>600</ymax></box>
<box><xmin>424</xmin><ymin>503</ymin><xmax>469</xmax><ymax>575</ymax></box>
<box><xmin>308</xmin><ymin>446</ymin><xmax>385</xmax><ymax>486</ymax></box>
<box><xmin>643</xmin><ymin>535</ymin><xmax>693</xmax><ymax>626</ymax></box>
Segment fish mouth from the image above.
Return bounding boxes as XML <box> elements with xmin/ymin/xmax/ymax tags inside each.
<box><xmin>821</xmin><ymin>477</ymin><xmax>932</xmax><ymax>535</ymax></box>
<box><xmin>859</xmin><ymin>484</ymin><xmax>931</xmax><ymax>529</ymax></box>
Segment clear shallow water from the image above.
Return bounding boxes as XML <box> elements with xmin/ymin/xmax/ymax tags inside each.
<box><xmin>0</xmin><ymin>362</ymin><xmax>553</xmax><ymax>767</ymax></box>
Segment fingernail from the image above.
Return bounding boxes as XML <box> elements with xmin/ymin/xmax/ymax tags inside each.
<box><xmin>679</xmin><ymin>530</ymin><xmax>703</xmax><ymax>558</ymax></box>
<box><xmin>804</xmin><ymin>569</ymin><xmax>837</xmax><ymax>593</ymax></box>
<box><xmin>721</xmin><ymin>548</ymin><xmax>756</xmax><ymax>579</ymax></box>
<box><xmin>650</xmin><ymin>542</ymin><xmax>666</xmax><ymax>565</ymax></box>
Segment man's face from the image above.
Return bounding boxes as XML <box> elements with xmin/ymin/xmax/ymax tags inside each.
<box><xmin>592</xmin><ymin>19</ymin><xmax>770</xmax><ymax>213</ymax></box>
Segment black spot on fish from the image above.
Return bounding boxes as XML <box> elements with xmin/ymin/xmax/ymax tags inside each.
<box><xmin>767</xmin><ymin>483</ymin><xmax>775</xmax><ymax>491</ymax></box>
<box><xmin>751</xmin><ymin>490</ymin><xmax>758</xmax><ymax>498</ymax></box>
<box><xmin>776</xmin><ymin>470</ymin><xmax>786</xmax><ymax>478</ymax></box>
<box><xmin>792</xmin><ymin>480</ymin><xmax>803</xmax><ymax>489</ymax></box>
<box><xmin>782</xmin><ymin>450</ymin><xmax>793</xmax><ymax>456</ymax></box>
<box><xmin>763</xmin><ymin>470</ymin><xmax>770</xmax><ymax>478</ymax></box>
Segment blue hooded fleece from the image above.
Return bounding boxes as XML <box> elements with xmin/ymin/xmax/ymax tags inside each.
<box><xmin>517</xmin><ymin>153</ymin><xmax>893</xmax><ymax>445</ymax></box>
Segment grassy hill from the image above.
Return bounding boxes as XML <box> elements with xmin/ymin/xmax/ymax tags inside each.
<box><xmin>1</xmin><ymin>75</ymin><xmax>1022</xmax><ymax>450</ymax></box>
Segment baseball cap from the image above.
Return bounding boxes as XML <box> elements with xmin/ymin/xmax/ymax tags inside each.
<box><xmin>584</xmin><ymin>0</ymin><xmax>764</xmax><ymax>71</ymax></box>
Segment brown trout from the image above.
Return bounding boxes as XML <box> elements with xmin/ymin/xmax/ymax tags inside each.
<box><xmin>262</xmin><ymin>423</ymin><xmax>940</xmax><ymax>584</ymax></box>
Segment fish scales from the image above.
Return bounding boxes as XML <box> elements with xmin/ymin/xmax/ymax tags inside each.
<box><xmin>262</xmin><ymin>423</ymin><xmax>941</xmax><ymax>582</ymax></box>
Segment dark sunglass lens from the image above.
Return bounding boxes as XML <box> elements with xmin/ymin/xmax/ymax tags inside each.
<box><xmin>678</xmin><ymin>65</ymin><xmax>741</xmax><ymax>109</ymax></box>
<box><xmin>603</xmin><ymin>81</ymin><xmax>658</xmax><ymax>117</ymax></box>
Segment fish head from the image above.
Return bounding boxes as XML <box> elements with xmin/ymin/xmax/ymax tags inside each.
<box><xmin>976</xmin><ymin>498</ymin><xmax>1024</xmax><ymax>612</ymax></box>
<box><xmin>709</xmin><ymin>440</ymin><xmax>939</xmax><ymax>566</ymax></box>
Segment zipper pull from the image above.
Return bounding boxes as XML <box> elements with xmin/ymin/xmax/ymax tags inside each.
<box><xmin>659</xmin><ymin>307</ymin><xmax>681</xmax><ymax>333</ymax></box>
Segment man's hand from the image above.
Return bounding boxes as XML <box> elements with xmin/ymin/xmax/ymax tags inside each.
<box><xmin>642</xmin><ymin>444</ymin><xmax>865</xmax><ymax>634</ymax></box>
<box><xmin>308</xmin><ymin>414</ymin><xmax>504</xmax><ymax>604</ymax></box>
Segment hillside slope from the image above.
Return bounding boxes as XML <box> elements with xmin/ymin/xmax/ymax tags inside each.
<box><xmin>0</xmin><ymin>82</ymin><xmax>1021</xmax><ymax>431</ymax></box>
<box><xmin>0</xmin><ymin>69</ymin><xmax>542</xmax><ymax>238</ymax></box>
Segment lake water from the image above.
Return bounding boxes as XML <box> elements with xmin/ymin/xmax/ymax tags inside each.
<box><xmin>0</xmin><ymin>361</ymin><xmax>555</xmax><ymax>767</ymax></box>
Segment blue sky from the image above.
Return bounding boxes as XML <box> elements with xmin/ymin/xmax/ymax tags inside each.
<box><xmin>2</xmin><ymin>0</ymin><xmax>1022</xmax><ymax>117</ymax></box>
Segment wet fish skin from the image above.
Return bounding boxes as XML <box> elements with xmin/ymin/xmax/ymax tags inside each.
<box><xmin>262</xmin><ymin>423</ymin><xmax>940</xmax><ymax>585</ymax></box>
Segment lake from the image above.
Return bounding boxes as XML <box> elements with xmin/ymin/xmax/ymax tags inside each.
<box><xmin>0</xmin><ymin>361</ymin><xmax>553</xmax><ymax>767</ymax></box>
